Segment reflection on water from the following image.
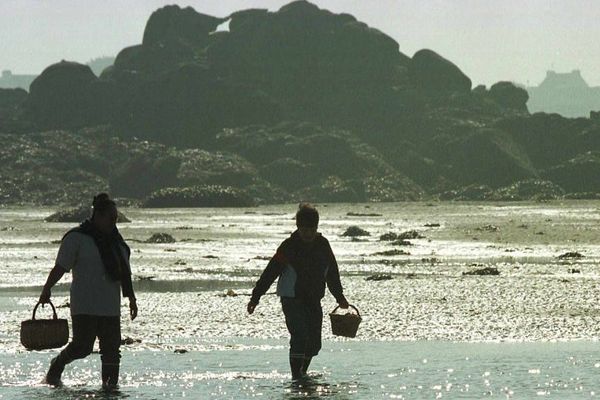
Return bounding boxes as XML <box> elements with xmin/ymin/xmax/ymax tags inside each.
<box><xmin>3</xmin><ymin>340</ymin><xmax>600</xmax><ymax>398</ymax></box>
<box><xmin>20</xmin><ymin>387</ymin><xmax>130</xmax><ymax>400</ymax></box>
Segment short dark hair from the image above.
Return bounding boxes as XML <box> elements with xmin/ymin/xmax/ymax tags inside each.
<box><xmin>91</xmin><ymin>193</ymin><xmax>116</xmax><ymax>217</ymax></box>
<box><xmin>296</xmin><ymin>203</ymin><xmax>319</xmax><ymax>228</ymax></box>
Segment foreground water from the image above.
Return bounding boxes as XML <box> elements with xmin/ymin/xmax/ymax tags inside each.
<box><xmin>2</xmin><ymin>201</ymin><xmax>600</xmax><ymax>398</ymax></box>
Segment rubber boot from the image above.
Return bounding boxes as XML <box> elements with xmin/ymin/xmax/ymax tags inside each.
<box><xmin>301</xmin><ymin>356</ymin><xmax>312</xmax><ymax>376</ymax></box>
<box><xmin>290</xmin><ymin>356</ymin><xmax>304</xmax><ymax>380</ymax></box>
<box><xmin>45</xmin><ymin>354</ymin><xmax>68</xmax><ymax>386</ymax></box>
<box><xmin>102</xmin><ymin>363</ymin><xmax>120</xmax><ymax>389</ymax></box>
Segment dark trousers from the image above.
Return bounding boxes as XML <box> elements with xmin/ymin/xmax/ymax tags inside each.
<box><xmin>281</xmin><ymin>297</ymin><xmax>323</xmax><ymax>358</ymax></box>
<box><xmin>52</xmin><ymin>315</ymin><xmax>121</xmax><ymax>384</ymax></box>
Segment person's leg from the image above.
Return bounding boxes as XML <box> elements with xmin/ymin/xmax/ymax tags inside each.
<box><xmin>281</xmin><ymin>297</ymin><xmax>309</xmax><ymax>379</ymax></box>
<box><xmin>98</xmin><ymin>316</ymin><xmax>121</xmax><ymax>388</ymax></box>
<box><xmin>303</xmin><ymin>302</ymin><xmax>323</xmax><ymax>375</ymax></box>
<box><xmin>46</xmin><ymin>315</ymin><xmax>97</xmax><ymax>385</ymax></box>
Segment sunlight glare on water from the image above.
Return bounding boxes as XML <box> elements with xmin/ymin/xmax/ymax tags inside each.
<box><xmin>2</xmin><ymin>202</ymin><xmax>600</xmax><ymax>398</ymax></box>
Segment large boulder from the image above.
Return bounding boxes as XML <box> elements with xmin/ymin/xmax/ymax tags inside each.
<box><xmin>113</xmin><ymin>5</ymin><xmax>224</xmax><ymax>75</ymax></box>
<box><xmin>26</xmin><ymin>61</ymin><xmax>106</xmax><ymax>129</ymax></box>
<box><xmin>208</xmin><ymin>1</ymin><xmax>410</xmax><ymax>128</ymax></box>
<box><xmin>143</xmin><ymin>5</ymin><xmax>224</xmax><ymax>47</ymax></box>
<box><xmin>109</xmin><ymin>64</ymin><xmax>281</xmax><ymax>146</ymax></box>
<box><xmin>488</xmin><ymin>81</ymin><xmax>529</xmax><ymax>112</ymax></box>
<box><xmin>409</xmin><ymin>49</ymin><xmax>472</xmax><ymax>94</ymax></box>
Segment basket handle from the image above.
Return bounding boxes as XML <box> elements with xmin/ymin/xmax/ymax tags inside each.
<box><xmin>331</xmin><ymin>304</ymin><xmax>360</xmax><ymax>317</ymax></box>
<box><xmin>32</xmin><ymin>301</ymin><xmax>58</xmax><ymax>321</ymax></box>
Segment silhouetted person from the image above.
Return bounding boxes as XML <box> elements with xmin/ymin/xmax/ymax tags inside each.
<box><xmin>247</xmin><ymin>203</ymin><xmax>349</xmax><ymax>379</ymax></box>
<box><xmin>39</xmin><ymin>193</ymin><xmax>137</xmax><ymax>388</ymax></box>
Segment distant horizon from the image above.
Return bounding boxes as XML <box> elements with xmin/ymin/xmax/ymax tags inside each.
<box><xmin>2</xmin><ymin>0</ymin><xmax>599</xmax><ymax>87</ymax></box>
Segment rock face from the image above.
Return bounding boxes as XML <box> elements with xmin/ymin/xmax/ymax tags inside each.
<box><xmin>409</xmin><ymin>49</ymin><xmax>472</xmax><ymax>93</ymax></box>
<box><xmin>542</xmin><ymin>152</ymin><xmax>600</xmax><ymax>193</ymax></box>
<box><xmin>26</xmin><ymin>61</ymin><xmax>106</xmax><ymax>129</ymax></box>
<box><xmin>142</xmin><ymin>5</ymin><xmax>224</xmax><ymax>47</ymax></box>
<box><xmin>0</xmin><ymin>88</ymin><xmax>29</xmax><ymax>132</ymax></box>
<box><xmin>488</xmin><ymin>81</ymin><xmax>529</xmax><ymax>112</ymax></box>
<box><xmin>4</xmin><ymin>1</ymin><xmax>600</xmax><ymax>206</ymax></box>
<box><xmin>215</xmin><ymin>122</ymin><xmax>423</xmax><ymax>202</ymax></box>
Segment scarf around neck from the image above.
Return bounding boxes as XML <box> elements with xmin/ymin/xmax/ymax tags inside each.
<box><xmin>66</xmin><ymin>219</ymin><xmax>131</xmax><ymax>282</ymax></box>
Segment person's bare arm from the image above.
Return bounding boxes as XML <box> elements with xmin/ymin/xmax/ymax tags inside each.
<box><xmin>39</xmin><ymin>265</ymin><xmax>66</xmax><ymax>303</ymax></box>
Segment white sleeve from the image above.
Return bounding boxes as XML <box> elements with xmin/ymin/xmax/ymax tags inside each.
<box><xmin>55</xmin><ymin>232</ymin><xmax>80</xmax><ymax>272</ymax></box>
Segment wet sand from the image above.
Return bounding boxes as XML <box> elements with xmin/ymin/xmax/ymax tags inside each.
<box><xmin>2</xmin><ymin>201</ymin><xmax>600</xmax><ymax>397</ymax></box>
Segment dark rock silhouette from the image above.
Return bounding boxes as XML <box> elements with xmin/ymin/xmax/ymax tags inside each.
<box><xmin>4</xmin><ymin>1</ymin><xmax>600</xmax><ymax>206</ymax></box>
<box><xmin>145</xmin><ymin>233</ymin><xmax>176</xmax><ymax>243</ymax></box>
<box><xmin>488</xmin><ymin>81</ymin><xmax>529</xmax><ymax>112</ymax></box>
<box><xmin>0</xmin><ymin>88</ymin><xmax>29</xmax><ymax>132</ymax></box>
<box><xmin>342</xmin><ymin>226</ymin><xmax>370</xmax><ymax>237</ymax></box>
<box><xmin>558</xmin><ymin>251</ymin><xmax>584</xmax><ymax>259</ymax></box>
<box><xmin>143</xmin><ymin>5</ymin><xmax>224</xmax><ymax>47</ymax></box>
<box><xmin>26</xmin><ymin>61</ymin><xmax>107</xmax><ymax>129</ymax></box>
<box><xmin>463</xmin><ymin>267</ymin><xmax>499</xmax><ymax>276</ymax></box>
<box><xmin>409</xmin><ymin>49</ymin><xmax>472</xmax><ymax>93</ymax></box>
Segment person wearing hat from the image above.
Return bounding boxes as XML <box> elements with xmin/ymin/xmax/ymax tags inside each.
<box><xmin>247</xmin><ymin>203</ymin><xmax>349</xmax><ymax>379</ymax></box>
<box><xmin>38</xmin><ymin>193</ymin><xmax>137</xmax><ymax>388</ymax></box>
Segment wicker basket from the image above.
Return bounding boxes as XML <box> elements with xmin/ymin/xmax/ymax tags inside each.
<box><xmin>329</xmin><ymin>304</ymin><xmax>361</xmax><ymax>338</ymax></box>
<box><xmin>20</xmin><ymin>301</ymin><xmax>69</xmax><ymax>350</ymax></box>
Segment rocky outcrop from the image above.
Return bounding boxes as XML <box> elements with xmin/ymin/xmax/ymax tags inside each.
<box><xmin>143</xmin><ymin>5</ymin><xmax>224</xmax><ymax>47</ymax></box>
<box><xmin>542</xmin><ymin>151</ymin><xmax>600</xmax><ymax>193</ymax></box>
<box><xmin>26</xmin><ymin>61</ymin><xmax>107</xmax><ymax>129</ymax></box>
<box><xmin>409</xmin><ymin>49</ymin><xmax>472</xmax><ymax>94</ymax></box>
<box><xmin>488</xmin><ymin>81</ymin><xmax>529</xmax><ymax>112</ymax></box>
<box><xmin>429</xmin><ymin>128</ymin><xmax>537</xmax><ymax>188</ymax></box>
<box><xmin>0</xmin><ymin>88</ymin><xmax>30</xmax><ymax>132</ymax></box>
<box><xmin>143</xmin><ymin>185</ymin><xmax>256</xmax><ymax>208</ymax></box>
<box><xmin>4</xmin><ymin>2</ymin><xmax>600</xmax><ymax>205</ymax></box>
<box><xmin>342</xmin><ymin>226</ymin><xmax>370</xmax><ymax>237</ymax></box>
<box><xmin>490</xmin><ymin>179</ymin><xmax>564</xmax><ymax>201</ymax></box>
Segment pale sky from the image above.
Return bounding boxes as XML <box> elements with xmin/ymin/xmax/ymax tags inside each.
<box><xmin>1</xmin><ymin>0</ymin><xmax>599</xmax><ymax>87</ymax></box>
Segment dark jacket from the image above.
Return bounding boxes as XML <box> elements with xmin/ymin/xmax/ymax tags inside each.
<box><xmin>250</xmin><ymin>231</ymin><xmax>344</xmax><ymax>305</ymax></box>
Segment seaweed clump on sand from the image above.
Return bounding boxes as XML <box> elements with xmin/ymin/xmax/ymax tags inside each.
<box><xmin>145</xmin><ymin>233</ymin><xmax>176</xmax><ymax>243</ymax></box>
<box><xmin>342</xmin><ymin>226</ymin><xmax>371</xmax><ymax>237</ymax></box>
<box><xmin>463</xmin><ymin>266</ymin><xmax>500</xmax><ymax>276</ymax></box>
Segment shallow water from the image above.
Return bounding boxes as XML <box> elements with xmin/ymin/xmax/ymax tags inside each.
<box><xmin>2</xmin><ymin>201</ymin><xmax>600</xmax><ymax>398</ymax></box>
